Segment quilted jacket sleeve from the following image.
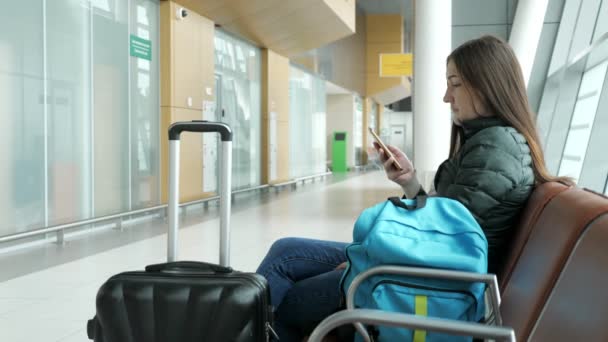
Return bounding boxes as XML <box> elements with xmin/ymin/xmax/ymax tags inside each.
<box><xmin>439</xmin><ymin>127</ymin><xmax>532</xmax><ymax>224</ymax></box>
<box><xmin>435</xmin><ymin>125</ymin><xmax>534</xmax><ymax>273</ymax></box>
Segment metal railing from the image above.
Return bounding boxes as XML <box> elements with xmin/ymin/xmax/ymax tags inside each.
<box><xmin>295</xmin><ymin>171</ymin><xmax>332</xmax><ymax>183</ymax></box>
<box><xmin>0</xmin><ymin>184</ymin><xmax>271</xmax><ymax>245</ymax></box>
<box><xmin>269</xmin><ymin>171</ymin><xmax>333</xmax><ymax>191</ymax></box>
<box><xmin>1</xmin><ymin>171</ymin><xmax>337</xmax><ymax>245</ymax></box>
<box><xmin>309</xmin><ymin>265</ymin><xmax>513</xmax><ymax>342</ymax></box>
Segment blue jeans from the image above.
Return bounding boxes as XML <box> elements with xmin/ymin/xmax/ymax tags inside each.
<box><xmin>256</xmin><ymin>237</ymin><xmax>349</xmax><ymax>341</ymax></box>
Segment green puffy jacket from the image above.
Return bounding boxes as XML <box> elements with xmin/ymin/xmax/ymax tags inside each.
<box><xmin>434</xmin><ymin>117</ymin><xmax>535</xmax><ymax>274</ymax></box>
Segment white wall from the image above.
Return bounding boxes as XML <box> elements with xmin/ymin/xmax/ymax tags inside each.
<box><xmin>326</xmin><ymin>94</ymin><xmax>355</xmax><ymax>168</ymax></box>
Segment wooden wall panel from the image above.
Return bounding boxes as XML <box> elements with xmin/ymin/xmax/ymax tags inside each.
<box><xmin>261</xmin><ymin>49</ymin><xmax>289</xmax><ymax>184</ymax></box>
<box><xmin>172</xmin><ymin>5</ymin><xmax>200</xmax><ymax>109</ymax></box>
<box><xmin>277</xmin><ymin>121</ymin><xmax>290</xmax><ymax>181</ymax></box>
<box><xmin>160</xmin><ymin>107</ymin><xmax>208</xmax><ymax>203</ymax></box>
<box><xmin>378</xmin><ymin>104</ymin><xmax>384</xmax><ymax>130</ymax></box>
<box><xmin>160</xmin><ymin>1</ymin><xmax>215</xmax><ymax>203</ymax></box>
<box><xmin>160</xmin><ymin>1</ymin><xmax>173</xmax><ymax>107</ymax></box>
<box><xmin>362</xmin><ymin>97</ymin><xmax>371</xmax><ymax>164</ymax></box>
<box><xmin>173</xmin><ymin>107</ymin><xmax>204</xmax><ymax>202</ymax></box>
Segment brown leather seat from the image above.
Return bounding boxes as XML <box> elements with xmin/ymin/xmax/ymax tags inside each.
<box><xmin>498</xmin><ymin>181</ymin><xmax>570</xmax><ymax>290</ymax></box>
<box><xmin>499</xmin><ymin>186</ymin><xmax>608</xmax><ymax>341</ymax></box>
<box><xmin>528</xmin><ymin>211</ymin><xmax>608</xmax><ymax>341</ymax></box>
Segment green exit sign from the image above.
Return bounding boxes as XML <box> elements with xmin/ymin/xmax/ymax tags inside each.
<box><xmin>130</xmin><ymin>35</ymin><xmax>151</xmax><ymax>61</ymax></box>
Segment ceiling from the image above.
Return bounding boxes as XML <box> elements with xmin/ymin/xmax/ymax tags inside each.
<box><xmin>325</xmin><ymin>81</ymin><xmax>351</xmax><ymax>95</ymax></box>
<box><xmin>170</xmin><ymin>0</ymin><xmax>357</xmax><ymax>57</ymax></box>
<box><xmin>356</xmin><ymin>0</ymin><xmax>413</xmax><ymax>16</ymax></box>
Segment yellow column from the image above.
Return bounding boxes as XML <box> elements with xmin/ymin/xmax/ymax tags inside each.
<box><xmin>366</xmin><ymin>15</ymin><xmax>404</xmax><ymax>98</ymax></box>
<box><xmin>361</xmin><ymin>97</ymin><xmax>372</xmax><ymax>165</ymax></box>
<box><xmin>377</xmin><ymin>104</ymin><xmax>384</xmax><ymax>132</ymax></box>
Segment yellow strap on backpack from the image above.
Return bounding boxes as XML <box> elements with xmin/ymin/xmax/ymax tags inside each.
<box><xmin>413</xmin><ymin>295</ymin><xmax>428</xmax><ymax>342</ymax></box>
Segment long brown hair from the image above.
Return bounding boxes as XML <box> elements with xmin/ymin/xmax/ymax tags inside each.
<box><xmin>447</xmin><ymin>35</ymin><xmax>572</xmax><ymax>185</ymax></box>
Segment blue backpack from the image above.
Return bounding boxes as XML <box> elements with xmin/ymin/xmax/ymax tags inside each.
<box><xmin>340</xmin><ymin>196</ymin><xmax>488</xmax><ymax>342</ymax></box>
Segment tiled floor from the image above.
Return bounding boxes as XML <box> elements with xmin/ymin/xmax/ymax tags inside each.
<box><xmin>0</xmin><ymin>171</ymin><xmax>402</xmax><ymax>342</ymax></box>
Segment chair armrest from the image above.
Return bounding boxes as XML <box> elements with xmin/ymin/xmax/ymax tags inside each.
<box><xmin>346</xmin><ymin>265</ymin><xmax>502</xmax><ymax>341</ymax></box>
<box><xmin>308</xmin><ymin>309</ymin><xmax>515</xmax><ymax>342</ymax></box>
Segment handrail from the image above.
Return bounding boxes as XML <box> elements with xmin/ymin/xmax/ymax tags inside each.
<box><xmin>269</xmin><ymin>171</ymin><xmax>333</xmax><ymax>189</ymax></box>
<box><xmin>294</xmin><ymin>171</ymin><xmax>332</xmax><ymax>183</ymax></box>
<box><xmin>232</xmin><ymin>184</ymin><xmax>269</xmax><ymax>195</ymax></box>
<box><xmin>0</xmin><ymin>184</ymin><xmax>269</xmax><ymax>244</ymax></box>
<box><xmin>345</xmin><ymin>265</ymin><xmax>502</xmax><ymax>341</ymax></box>
<box><xmin>0</xmin><ymin>204</ymin><xmax>167</xmax><ymax>244</ymax></box>
<box><xmin>269</xmin><ymin>179</ymin><xmax>297</xmax><ymax>187</ymax></box>
<box><xmin>2</xmin><ymin>172</ymin><xmax>333</xmax><ymax>244</ymax></box>
<box><xmin>307</xmin><ymin>309</ymin><xmax>516</xmax><ymax>342</ymax></box>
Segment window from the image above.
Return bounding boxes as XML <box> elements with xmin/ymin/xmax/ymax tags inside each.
<box><xmin>558</xmin><ymin>61</ymin><xmax>608</xmax><ymax>181</ymax></box>
<box><xmin>537</xmin><ymin>0</ymin><xmax>608</xmax><ymax>192</ymax></box>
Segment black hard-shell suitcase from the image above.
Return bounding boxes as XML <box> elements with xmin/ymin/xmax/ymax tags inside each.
<box><xmin>87</xmin><ymin>121</ymin><xmax>275</xmax><ymax>342</ymax></box>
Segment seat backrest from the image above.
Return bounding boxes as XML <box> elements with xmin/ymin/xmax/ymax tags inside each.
<box><xmin>498</xmin><ymin>182</ymin><xmax>569</xmax><ymax>289</ymax></box>
<box><xmin>528</xmin><ymin>209</ymin><xmax>608</xmax><ymax>341</ymax></box>
<box><xmin>499</xmin><ymin>186</ymin><xmax>608</xmax><ymax>341</ymax></box>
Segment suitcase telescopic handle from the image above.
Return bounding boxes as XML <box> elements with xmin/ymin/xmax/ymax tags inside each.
<box><xmin>167</xmin><ymin>120</ymin><xmax>233</xmax><ymax>267</ymax></box>
<box><xmin>168</xmin><ymin>120</ymin><xmax>232</xmax><ymax>141</ymax></box>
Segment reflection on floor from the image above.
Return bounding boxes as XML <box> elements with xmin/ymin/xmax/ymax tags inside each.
<box><xmin>0</xmin><ymin>170</ymin><xmax>402</xmax><ymax>342</ymax></box>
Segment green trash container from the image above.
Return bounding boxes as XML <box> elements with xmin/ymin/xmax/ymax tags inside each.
<box><xmin>332</xmin><ymin>131</ymin><xmax>347</xmax><ymax>172</ymax></box>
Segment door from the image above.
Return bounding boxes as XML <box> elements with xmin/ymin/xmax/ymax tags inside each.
<box><xmin>202</xmin><ymin>75</ymin><xmax>220</xmax><ymax>193</ymax></box>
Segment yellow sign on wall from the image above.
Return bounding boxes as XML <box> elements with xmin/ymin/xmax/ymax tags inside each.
<box><xmin>379</xmin><ymin>53</ymin><xmax>413</xmax><ymax>77</ymax></box>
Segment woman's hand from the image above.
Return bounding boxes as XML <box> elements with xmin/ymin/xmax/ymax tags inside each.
<box><xmin>374</xmin><ymin>142</ymin><xmax>421</xmax><ymax>198</ymax></box>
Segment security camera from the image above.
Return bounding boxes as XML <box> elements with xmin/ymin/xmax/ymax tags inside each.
<box><xmin>176</xmin><ymin>7</ymin><xmax>187</xmax><ymax>19</ymax></box>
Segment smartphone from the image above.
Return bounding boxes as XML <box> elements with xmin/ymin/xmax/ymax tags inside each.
<box><xmin>369</xmin><ymin>128</ymin><xmax>403</xmax><ymax>170</ymax></box>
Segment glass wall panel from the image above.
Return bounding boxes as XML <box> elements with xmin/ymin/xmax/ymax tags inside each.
<box><xmin>594</xmin><ymin>0</ymin><xmax>608</xmax><ymax>40</ymax></box>
<box><xmin>130</xmin><ymin>0</ymin><xmax>160</xmax><ymax>209</ymax></box>
<box><xmin>46</xmin><ymin>0</ymin><xmax>92</xmax><ymax>225</ymax></box>
<box><xmin>312</xmin><ymin>81</ymin><xmax>327</xmax><ymax>174</ymax></box>
<box><xmin>289</xmin><ymin>66</ymin><xmax>311</xmax><ymax>178</ymax></box>
<box><xmin>588</xmin><ymin>1</ymin><xmax>608</xmax><ymax>72</ymax></box>
<box><xmin>289</xmin><ymin>66</ymin><xmax>327</xmax><ymax>178</ymax></box>
<box><xmin>214</xmin><ymin>30</ymin><xmax>261</xmax><ymax>190</ymax></box>
<box><xmin>537</xmin><ymin>0</ymin><xmax>608</xmax><ymax>194</ymax></box>
<box><xmin>558</xmin><ymin>61</ymin><xmax>608</xmax><ymax>181</ymax></box>
<box><xmin>0</xmin><ymin>0</ymin><xmax>160</xmax><ymax>239</ymax></box>
<box><xmin>0</xmin><ymin>0</ymin><xmax>45</xmax><ymax>235</ymax></box>
<box><xmin>92</xmin><ymin>0</ymin><xmax>130</xmax><ymax>216</ymax></box>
